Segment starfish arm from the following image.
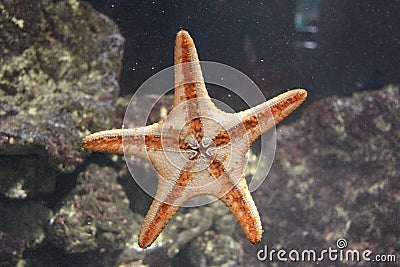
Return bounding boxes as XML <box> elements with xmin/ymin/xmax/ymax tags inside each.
<box><xmin>173</xmin><ymin>30</ymin><xmax>224</xmax><ymax>145</ymax></box>
<box><xmin>82</xmin><ymin>124</ymin><xmax>162</xmax><ymax>158</ymax></box>
<box><xmin>138</xmin><ymin>156</ymin><xmax>197</xmax><ymax>248</ymax></box>
<box><xmin>217</xmin><ymin>173</ymin><xmax>263</xmax><ymax>243</ymax></box>
<box><xmin>239</xmin><ymin>88</ymin><xmax>307</xmax><ymax>144</ymax></box>
<box><xmin>138</xmin><ymin>195</ymin><xmax>181</xmax><ymax>248</ymax></box>
<box><xmin>207</xmin><ymin>139</ymin><xmax>262</xmax><ymax>243</ymax></box>
<box><xmin>211</xmin><ymin>89</ymin><xmax>307</xmax><ymax>148</ymax></box>
<box><xmin>173</xmin><ymin>30</ymin><xmax>214</xmax><ymax>108</ymax></box>
<box><xmin>82</xmin><ymin>128</ymin><xmax>125</xmax><ymax>154</ymax></box>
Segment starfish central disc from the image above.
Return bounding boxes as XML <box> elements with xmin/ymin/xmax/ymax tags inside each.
<box><xmin>159</xmin><ymin>97</ymin><xmax>236</xmax><ymax>174</ymax></box>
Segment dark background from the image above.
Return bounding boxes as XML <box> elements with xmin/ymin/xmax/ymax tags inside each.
<box><xmin>87</xmin><ymin>0</ymin><xmax>400</xmax><ymax>101</ymax></box>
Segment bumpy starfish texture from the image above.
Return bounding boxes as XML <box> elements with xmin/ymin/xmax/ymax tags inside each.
<box><xmin>82</xmin><ymin>30</ymin><xmax>307</xmax><ymax>248</ymax></box>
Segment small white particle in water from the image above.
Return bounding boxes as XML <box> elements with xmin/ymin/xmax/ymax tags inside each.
<box><xmin>5</xmin><ymin>182</ymin><xmax>27</xmax><ymax>199</ymax></box>
<box><xmin>160</xmin><ymin>107</ymin><xmax>168</xmax><ymax>119</ymax></box>
<box><xmin>11</xmin><ymin>17</ymin><xmax>24</xmax><ymax>28</ymax></box>
<box><xmin>111</xmin><ymin>155</ymin><xmax>119</xmax><ymax>162</ymax></box>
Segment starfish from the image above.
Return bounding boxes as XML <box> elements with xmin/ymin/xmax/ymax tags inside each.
<box><xmin>82</xmin><ymin>30</ymin><xmax>307</xmax><ymax>248</ymax></box>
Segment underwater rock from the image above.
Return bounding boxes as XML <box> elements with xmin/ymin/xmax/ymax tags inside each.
<box><xmin>242</xmin><ymin>84</ymin><xmax>400</xmax><ymax>265</ymax></box>
<box><xmin>189</xmin><ymin>231</ymin><xmax>244</xmax><ymax>267</ymax></box>
<box><xmin>116</xmin><ymin>203</ymin><xmax>222</xmax><ymax>266</ymax></box>
<box><xmin>0</xmin><ymin>156</ymin><xmax>56</xmax><ymax>199</ymax></box>
<box><xmin>48</xmin><ymin>163</ymin><xmax>138</xmax><ymax>254</ymax></box>
<box><xmin>0</xmin><ymin>231</ymin><xmax>25</xmax><ymax>266</ymax></box>
<box><xmin>0</xmin><ymin>0</ymin><xmax>123</xmax><ymax>197</ymax></box>
<box><xmin>114</xmin><ymin>199</ymin><xmax>240</xmax><ymax>266</ymax></box>
<box><xmin>0</xmin><ymin>201</ymin><xmax>52</xmax><ymax>249</ymax></box>
<box><xmin>162</xmin><ymin>205</ymin><xmax>215</xmax><ymax>258</ymax></box>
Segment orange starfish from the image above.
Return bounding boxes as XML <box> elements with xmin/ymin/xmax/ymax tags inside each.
<box><xmin>82</xmin><ymin>30</ymin><xmax>307</xmax><ymax>248</ymax></box>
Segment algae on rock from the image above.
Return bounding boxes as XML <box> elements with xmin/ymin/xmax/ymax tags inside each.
<box><xmin>0</xmin><ymin>0</ymin><xmax>124</xmax><ymax>198</ymax></box>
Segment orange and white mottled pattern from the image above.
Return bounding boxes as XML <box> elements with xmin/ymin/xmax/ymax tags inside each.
<box><xmin>82</xmin><ymin>30</ymin><xmax>307</xmax><ymax>248</ymax></box>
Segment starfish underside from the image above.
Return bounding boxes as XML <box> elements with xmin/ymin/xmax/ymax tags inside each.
<box><xmin>82</xmin><ymin>30</ymin><xmax>307</xmax><ymax>248</ymax></box>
